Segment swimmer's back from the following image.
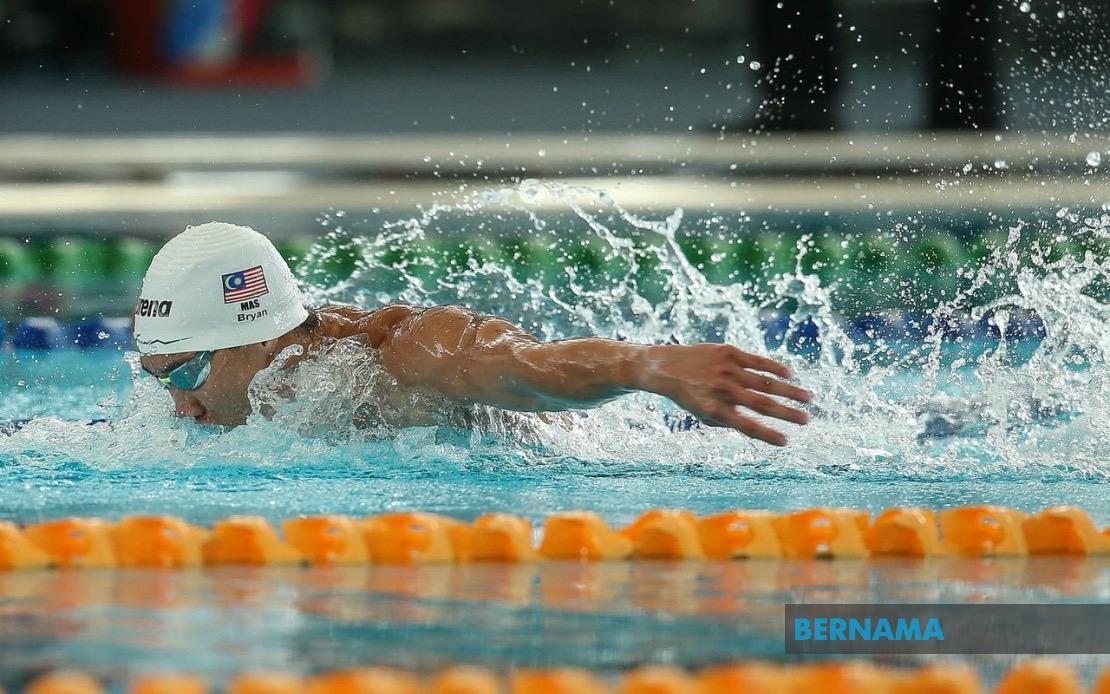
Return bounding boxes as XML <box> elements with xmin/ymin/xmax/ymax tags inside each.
<box><xmin>316</xmin><ymin>304</ymin><xmax>414</xmax><ymax>348</ymax></box>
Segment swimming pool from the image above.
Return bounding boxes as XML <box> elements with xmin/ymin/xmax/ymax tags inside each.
<box><xmin>1</xmin><ymin>184</ymin><xmax>1108</xmax><ymax>689</ymax></box>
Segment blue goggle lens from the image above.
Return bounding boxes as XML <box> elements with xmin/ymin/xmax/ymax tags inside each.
<box><xmin>154</xmin><ymin>351</ymin><xmax>213</xmax><ymax>391</ymax></box>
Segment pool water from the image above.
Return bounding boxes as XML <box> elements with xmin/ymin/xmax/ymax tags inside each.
<box><xmin>0</xmin><ymin>184</ymin><xmax>1108</xmax><ymax>687</ymax></box>
<box><xmin>1</xmin><ymin>559</ymin><xmax>1108</xmax><ymax>688</ymax></box>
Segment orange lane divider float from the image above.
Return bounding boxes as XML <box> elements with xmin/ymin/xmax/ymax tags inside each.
<box><xmin>1022</xmin><ymin>506</ymin><xmax>1110</xmax><ymax>555</ymax></box>
<box><xmin>698</xmin><ymin>510</ymin><xmax>782</xmax><ymax>559</ymax></box>
<box><xmin>864</xmin><ymin>508</ymin><xmax>946</xmax><ymax>557</ymax></box>
<box><xmin>772</xmin><ymin>508</ymin><xmax>869</xmax><ymax>559</ymax></box>
<box><xmin>940</xmin><ymin>506</ymin><xmax>1030</xmax><ymax>557</ymax></box>
<box><xmin>112</xmin><ymin>516</ymin><xmax>209</xmax><ymax>568</ymax></box>
<box><xmin>618</xmin><ymin>666</ymin><xmax>695</xmax><ymax>694</ymax></box>
<box><xmin>23</xmin><ymin>518</ymin><xmax>117</xmax><ymax>568</ymax></box>
<box><xmin>23</xmin><ymin>660</ymin><xmax>1109</xmax><ymax>694</ymax></box>
<box><xmin>1095</xmin><ymin>667</ymin><xmax>1110</xmax><ymax>694</ymax></box>
<box><xmin>226</xmin><ymin>673</ymin><xmax>304</xmax><ymax>694</ymax></box>
<box><xmin>788</xmin><ymin>662</ymin><xmax>898</xmax><ymax>693</ymax></box>
<box><xmin>696</xmin><ymin>663</ymin><xmax>792</xmax><ymax>693</ymax></box>
<box><xmin>431</xmin><ymin>667</ymin><xmax>501</xmax><ymax>694</ymax></box>
<box><xmin>469</xmin><ymin>514</ymin><xmax>539</xmax><ymax>562</ymax></box>
<box><xmin>127</xmin><ymin>674</ymin><xmax>208</xmax><ymax>694</ymax></box>
<box><xmin>202</xmin><ymin>516</ymin><xmax>302</xmax><ymax>566</ymax></box>
<box><xmin>25</xmin><ymin>671</ymin><xmax>104</xmax><ymax>694</ymax></box>
<box><xmin>365</xmin><ymin>512</ymin><xmax>470</xmax><ymax>564</ymax></box>
<box><xmin>510</xmin><ymin>669</ymin><xmax>609</xmax><ymax>694</ymax></box>
<box><xmin>0</xmin><ymin>520</ymin><xmax>51</xmax><ymax>569</ymax></box>
<box><xmin>538</xmin><ymin>511</ymin><xmax>632</xmax><ymax>561</ymax></box>
<box><xmin>619</xmin><ymin>509</ymin><xmax>705</xmax><ymax>560</ymax></box>
<box><xmin>994</xmin><ymin>660</ymin><xmax>1083</xmax><ymax>694</ymax></box>
<box><xmin>282</xmin><ymin>516</ymin><xmax>368</xmax><ymax>566</ymax></box>
<box><xmin>890</xmin><ymin>664</ymin><xmax>985</xmax><ymax>694</ymax></box>
<box><xmin>305</xmin><ymin>668</ymin><xmax>422</xmax><ymax>694</ymax></box>
<box><xmin>1</xmin><ymin>506</ymin><xmax>1108</xmax><ymax>570</ymax></box>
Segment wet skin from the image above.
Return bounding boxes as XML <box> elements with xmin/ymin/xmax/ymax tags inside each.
<box><xmin>139</xmin><ymin>304</ymin><xmax>813</xmax><ymax>444</ymax></box>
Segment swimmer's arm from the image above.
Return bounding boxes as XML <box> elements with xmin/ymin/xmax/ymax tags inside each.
<box><xmin>376</xmin><ymin>305</ymin><xmax>812</xmax><ymax>445</ymax></box>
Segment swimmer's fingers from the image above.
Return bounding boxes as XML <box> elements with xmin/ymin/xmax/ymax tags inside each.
<box><xmin>718</xmin><ymin>385</ymin><xmax>810</xmax><ymax>426</ymax></box>
<box><xmin>704</xmin><ymin>405</ymin><xmax>788</xmax><ymax>446</ymax></box>
<box><xmin>724</xmin><ymin>347</ymin><xmax>794</xmax><ymax>380</ymax></box>
<box><xmin>735</xmin><ymin>369</ymin><xmax>813</xmax><ymax>404</ymax></box>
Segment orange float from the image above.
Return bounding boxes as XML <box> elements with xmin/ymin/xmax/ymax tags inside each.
<box><xmin>1021</xmin><ymin>506</ymin><xmax>1108</xmax><ymax>555</ymax></box>
<box><xmin>305</xmin><ymin>668</ymin><xmax>421</xmax><ymax>694</ymax></box>
<box><xmin>430</xmin><ymin>667</ymin><xmax>500</xmax><ymax>694</ymax></box>
<box><xmin>864</xmin><ymin>508</ymin><xmax>945</xmax><ymax>556</ymax></box>
<box><xmin>470</xmin><ymin>514</ymin><xmax>538</xmax><ymax>562</ymax></box>
<box><xmin>619</xmin><ymin>666</ymin><xmax>695</xmax><ymax>694</ymax></box>
<box><xmin>939</xmin><ymin>506</ymin><xmax>1028</xmax><ymax>557</ymax></box>
<box><xmin>201</xmin><ymin>516</ymin><xmax>301</xmax><ymax>565</ymax></box>
<box><xmin>889</xmin><ymin>665</ymin><xmax>983</xmax><ymax>694</ymax></box>
<box><xmin>281</xmin><ymin>516</ymin><xmax>368</xmax><ymax>565</ymax></box>
<box><xmin>0</xmin><ymin>520</ymin><xmax>52</xmax><ymax>569</ymax></box>
<box><xmin>697</xmin><ymin>510</ymin><xmax>781</xmax><ymax>559</ymax></box>
<box><xmin>26</xmin><ymin>671</ymin><xmax>104</xmax><ymax>694</ymax></box>
<box><xmin>510</xmin><ymin>669</ymin><xmax>608</xmax><ymax>694</ymax></box>
<box><xmin>364</xmin><ymin>513</ymin><xmax>462</xmax><ymax>564</ymax></box>
<box><xmin>127</xmin><ymin>674</ymin><xmax>207</xmax><ymax>694</ymax></box>
<box><xmin>24</xmin><ymin>517</ymin><xmax>116</xmax><ymax>568</ymax></box>
<box><xmin>620</xmin><ymin>510</ymin><xmax>705</xmax><ymax>560</ymax></box>
<box><xmin>786</xmin><ymin>661</ymin><xmax>895</xmax><ymax>694</ymax></box>
<box><xmin>771</xmin><ymin>509</ymin><xmax>869</xmax><ymax>559</ymax></box>
<box><xmin>226</xmin><ymin>672</ymin><xmax>304</xmax><ymax>694</ymax></box>
<box><xmin>994</xmin><ymin>660</ymin><xmax>1081</xmax><ymax>694</ymax></box>
<box><xmin>1092</xmin><ymin>665</ymin><xmax>1110</xmax><ymax>694</ymax></box>
<box><xmin>696</xmin><ymin>662</ymin><xmax>789</xmax><ymax>693</ymax></box>
<box><xmin>111</xmin><ymin>516</ymin><xmax>208</xmax><ymax>568</ymax></box>
<box><xmin>538</xmin><ymin>511</ymin><xmax>632</xmax><ymax>561</ymax></box>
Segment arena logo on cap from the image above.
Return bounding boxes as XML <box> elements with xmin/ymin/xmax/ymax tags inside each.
<box><xmin>137</xmin><ymin>299</ymin><xmax>173</xmax><ymax>317</ymax></box>
<box><xmin>222</xmin><ymin>265</ymin><xmax>269</xmax><ymax>304</ymax></box>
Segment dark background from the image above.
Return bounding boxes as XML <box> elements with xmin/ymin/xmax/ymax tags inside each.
<box><xmin>1</xmin><ymin>0</ymin><xmax>1107</xmax><ymax>135</ymax></box>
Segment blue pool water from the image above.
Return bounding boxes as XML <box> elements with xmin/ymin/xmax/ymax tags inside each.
<box><xmin>1</xmin><ymin>348</ymin><xmax>1107</xmax><ymax>528</ymax></box>
<box><xmin>0</xmin><ymin>187</ymin><xmax>1108</xmax><ymax>687</ymax></box>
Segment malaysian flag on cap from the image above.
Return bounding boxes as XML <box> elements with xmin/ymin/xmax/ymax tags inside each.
<box><xmin>222</xmin><ymin>265</ymin><xmax>269</xmax><ymax>303</ymax></box>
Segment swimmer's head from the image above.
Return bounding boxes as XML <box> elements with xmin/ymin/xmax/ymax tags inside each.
<box><xmin>133</xmin><ymin>222</ymin><xmax>312</xmax><ymax>425</ymax></box>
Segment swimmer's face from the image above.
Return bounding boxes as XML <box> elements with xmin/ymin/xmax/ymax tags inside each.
<box><xmin>140</xmin><ymin>344</ymin><xmax>272</xmax><ymax>426</ymax></box>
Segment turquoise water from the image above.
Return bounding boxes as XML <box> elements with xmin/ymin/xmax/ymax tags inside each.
<box><xmin>0</xmin><ymin>347</ymin><xmax>1107</xmax><ymax>527</ymax></box>
<box><xmin>0</xmin><ymin>185</ymin><xmax>1108</xmax><ymax>686</ymax></box>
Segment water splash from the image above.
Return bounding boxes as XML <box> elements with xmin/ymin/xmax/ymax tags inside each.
<box><xmin>285</xmin><ymin>180</ymin><xmax>1109</xmax><ymax>480</ymax></box>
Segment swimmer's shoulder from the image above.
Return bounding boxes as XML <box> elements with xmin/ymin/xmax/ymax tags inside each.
<box><xmin>316</xmin><ymin>304</ymin><xmax>416</xmax><ymax>348</ymax></box>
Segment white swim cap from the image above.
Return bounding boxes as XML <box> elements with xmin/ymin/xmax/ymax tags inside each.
<box><xmin>133</xmin><ymin>222</ymin><xmax>309</xmax><ymax>355</ymax></box>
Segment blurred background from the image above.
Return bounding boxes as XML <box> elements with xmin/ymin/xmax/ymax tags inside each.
<box><xmin>0</xmin><ymin>0</ymin><xmax>1107</xmax><ymax>328</ymax></box>
<box><xmin>1</xmin><ymin>0</ymin><xmax>1108</xmax><ymax>134</ymax></box>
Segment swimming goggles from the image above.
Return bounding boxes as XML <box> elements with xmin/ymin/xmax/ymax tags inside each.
<box><xmin>150</xmin><ymin>351</ymin><xmax>213</xmax><ymax>391</ymax></box>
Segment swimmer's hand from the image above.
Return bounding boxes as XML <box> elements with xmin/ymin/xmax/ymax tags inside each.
<box><xmin>633</xmin><ymin>343</ymin><xmax>812</xmax><ymax>446</ymax></box>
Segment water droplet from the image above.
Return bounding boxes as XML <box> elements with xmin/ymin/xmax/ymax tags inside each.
<box><xmin>736</xmin><ymin>55</ymin><xmax>746</xmax><ymax>64</ymax></box>
<box><xmin>749</xmin><ymin>61</ymin><xmax>762</xmax><ymax>71</ymax></box>
<box><xmin>1018</xmin><ymin>1</ymin><xmax>1031</xmax><ymax>12</ymax></box>
<box><xmin>1085</xmin><ymin>151</ymin><xmax>1101</xmax><ymax>167</ymax></box>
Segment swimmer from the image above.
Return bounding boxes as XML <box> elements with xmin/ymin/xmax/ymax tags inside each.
<box><xmin>133</xmin><ymin>223</ymin><xmax>812</xmax><ymax>445</ymax></box>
